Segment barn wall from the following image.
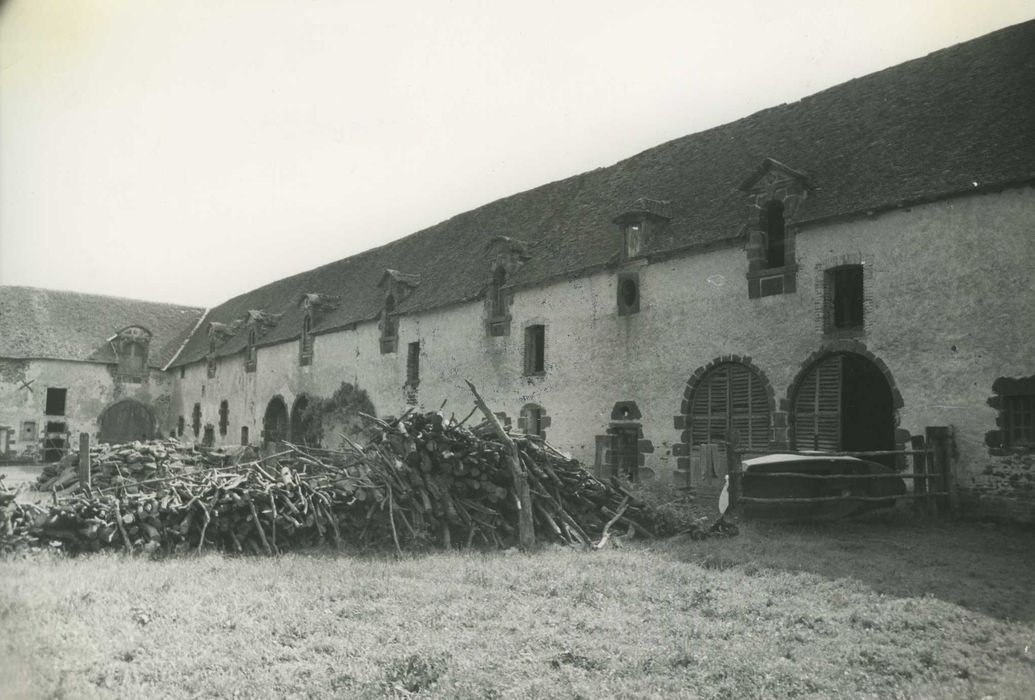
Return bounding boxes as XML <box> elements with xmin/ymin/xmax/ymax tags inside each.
<box><xmin>0</xmin><ymin>358</ymin><xmax>174</xmax><ymax>459</ymax></box>
<box><xmin>172</xmin><ymin>185</ymin><xmax>1035</xmax><ymax>521</ymax></box>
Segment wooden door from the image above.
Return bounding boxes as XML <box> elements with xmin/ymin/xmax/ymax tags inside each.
<box><xmin>792</xmin><ymin>355</ymin><xmax>843</xmax><ymax>451</ymax></box>
<box><xmin>99</xmin><ymin>400</ymin><xmax>155</xmax><ymax>444</ymax></box>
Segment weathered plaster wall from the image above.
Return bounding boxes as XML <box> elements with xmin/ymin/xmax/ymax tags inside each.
<box><xmin>0</xmin><ymin>359</ymin><xmax>174</xmax><ymax>458</ymax></box>
<box><xmin>172</xmin><ymin>186</ymin><xmax>1035</xmax><ymax>520</ymax></box>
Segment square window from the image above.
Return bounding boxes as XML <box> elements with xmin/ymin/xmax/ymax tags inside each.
<box><xmin>1004</xmin><ymin>395</ymin><xmax>1035</xmax><ymax>447</ymax></box>
<box><xmin>524</xmin><ymin>325</ymin><xmax>545</xmax><ymax>375</ymax></box>
<box><xmin>45</xmin><ymin>388</ymin><xmax>67</xmax><ymax>416</ymax></box>
<box><xmin>825</xmin><ymin>264</ymin><xmax>864</xmax><ymax>332</ymax></box>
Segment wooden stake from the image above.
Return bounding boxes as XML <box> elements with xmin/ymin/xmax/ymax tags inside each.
<box><xmin>465</xmin><ymin>380</ymin><xmax>535</xmax><ymax>550</ymax></box>
<box><xmin>78</xmin><ymin>433</ymin><xmax>91</xmax><ymax>490</ymax></box>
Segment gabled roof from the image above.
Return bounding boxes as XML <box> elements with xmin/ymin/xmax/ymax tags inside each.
<box><xmin>172</xmin><ymin>20</ymin><xmax>1035</xmax><ymax>367</ymax></box>
<box><xmin>0</xmin><ymin>286</ymin><xmax>205</xmax><ymax>368</ymax></box>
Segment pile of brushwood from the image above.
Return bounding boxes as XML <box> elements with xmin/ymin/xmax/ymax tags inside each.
<box><xmin>34</xmin><ymin>439</ymin><xmax>247</xmax><ymax>494</ymax></box>
<box><xmin>2</xmin><ymin>400</ymin><xmax>724</xmax><ymax>556</ymax></box>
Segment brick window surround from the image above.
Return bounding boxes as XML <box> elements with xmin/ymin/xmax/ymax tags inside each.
<box><xmin>986</xmin><ymin>375</ymin><xmax>1035</xmax><ymax>453</ymax></box>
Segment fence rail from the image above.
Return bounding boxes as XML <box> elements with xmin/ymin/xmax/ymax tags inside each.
<box><xmin>723</xmin><ymin>426</ymin><xmax>957</xmax><ymax>518</ymax></box>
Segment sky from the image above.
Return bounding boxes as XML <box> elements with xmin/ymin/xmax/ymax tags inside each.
<box><xmin>1</xmin><ymin>0</ymin><xmax>1032</xmax><ymax>308</ymax></box>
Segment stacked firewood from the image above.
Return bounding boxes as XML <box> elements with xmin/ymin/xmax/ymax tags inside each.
<box><xmin>34</xmin><ymin>439</ymin><xmax>249</xmax><ymax>493</ymax></box>
<box><xmin>2</xmin><ymin>406</ymin><xmax>714</xmax><ymax>556</ymax></box>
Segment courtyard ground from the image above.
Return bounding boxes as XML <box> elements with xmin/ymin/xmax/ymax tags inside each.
<box><xmin>0</xmin><ymin>513</ymin><xmax>1032</xmax><ymax>699</ymax></box>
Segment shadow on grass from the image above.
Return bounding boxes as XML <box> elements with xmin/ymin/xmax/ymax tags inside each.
<box><xmin>658</xmin><ymin>509</ymin><xmax>1035</xmax><ymax>622</ymax></box>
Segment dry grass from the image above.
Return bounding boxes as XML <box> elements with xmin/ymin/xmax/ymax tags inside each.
<box><xmin>1</xmin><ymin>514</ymin><xmax>1033</xmax><ymax>699</ymax></box>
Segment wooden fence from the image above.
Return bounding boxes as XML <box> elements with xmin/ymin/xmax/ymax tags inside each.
<box><xmin>725</xmin><ymin>426</ymin><xmax>958</xmax><ymax>518</ymax></box>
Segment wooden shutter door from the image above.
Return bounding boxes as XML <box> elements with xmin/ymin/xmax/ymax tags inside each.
<box><xmin>690</xmin><ymin>365</ymin><xmax>730</xmax><ymax>445</ymax></box>
<box><xmin>793</xmin><ymin>355</ymin><xmax>842</xmax><ymax>451</ymax></box>
<box><xmin>690</xmin><ymin>363</ymin><xmax>770</xmax><ymax>451</ymax></box>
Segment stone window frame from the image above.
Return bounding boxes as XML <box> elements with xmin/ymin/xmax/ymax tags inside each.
<box><xmin>595</xmin><ymin>401</ymin><xmax>654</xmax><ymax>482</ymax></box>
<box><xmin>986</xmin><ymin>376</ymin><xmax>1035</xmax><ymax>454</ymax></box>
<box><xmin>523</xmin><ymin>323</ymin><xmax>547</xmax><ymax>377</ymax></box>
<box><xmin>487</xmin><ymin>265</ymin><xmax>512</xmax><ymax>336</ymax></box>
<box><xmin>740</xmin><ymin>158</ymin><xmax>812</xmax><ymax>300</ymax></box>
<box><xmin>518</xmin><ymin>403</ymin><xmax>550</xmax><ymax>439</ymax></box>
<box><xmin>218</xmin><ymin>400</ymin><xmax>229</xmax><ymax>436</ymax></box>
<box><xmin>299</xmin><ymin>311</ymin><xmax>314</xmax><ymax>366</ymax></box>
<box><xmin>191</xmin><ymin>403</ymin><xmax>202</xmax><ymax>438</ymax></box>
<box><xmin>244</xmin><ymin>327</ymin><xmax>258</xmax><ymax>373</ymax></box>
<box><xmin>113</xmin><ymin>326</ymin><xmax>152</xmax><ymax>383</ymax></box>
<box><xmin>816</xmin><ymin>253</ymin><xmax>874</xmax><ymax>339</ymax></box>
<box><xmin>616</xmin><ymin>270</ymin><xmax>641</xmax><ymax>316</ymax></box>
<box><xmin>380</xmin><ymin>293</ymin><xmax>399</xmax><ymax>354</ymax></box>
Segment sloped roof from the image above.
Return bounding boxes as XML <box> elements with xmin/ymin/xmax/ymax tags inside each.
<box><xmin>0</xmin><ymin>286</ymin><xmax>205</xmax><ymax>368</ymax></box>
<box><xmin>173</xmin><ymin>20</ymin><xmax>1035</xmax><ymax>367</ymax></box>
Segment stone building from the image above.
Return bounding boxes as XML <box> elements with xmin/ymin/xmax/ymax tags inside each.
<box><xmin>4</xmin><ymin>22</ymin><xmax>1034</xmax><ymax>520</ymax></box>
<box><xmin>0</xmin><ymin>287</ymin><xmax>204</xmax><ymax>461</ymax></box>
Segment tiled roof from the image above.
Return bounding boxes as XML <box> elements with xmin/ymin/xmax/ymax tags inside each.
<box><xmin>0</xmin><ymin>286</ymin><xmax>205</xmax><ymax>368</ymax></box>
<box><xmin>172</xmin><ymin>20</ymin><xmax>1035</xmax><ymax>367</ymax></box>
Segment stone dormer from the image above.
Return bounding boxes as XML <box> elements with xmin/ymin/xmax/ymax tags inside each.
<box><xmin>113</xmin><ymin>325</ymin><xmax>151</xmax><ymax>382</ymax></box>
<box><xmin>740</xmin><ymin>159</ymin><xmax>813</xmax><ymax>298</ymax></box>
<box><xmin>377</xmin><ymin>270</ymin><xmax>419</xmax><ymax>354</ymax></box>
<box><xmin>484</xmin><ymin>236</ymin><xmax>532</xmax><ymax>336</ymax></box>
<box><xmin>297</xmin><ymin>293</ymin><xmax>339</xmax><ymax>365</ymax></box>
<box><xmin>612</xmin><ymin>198</ymin><xmax>671</xmax><ymax>262</ymax></box>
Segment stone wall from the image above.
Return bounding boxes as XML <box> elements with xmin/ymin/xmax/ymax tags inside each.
<box><xmin>0</xmin><ymin>358</ymin><xmax>175</xmax><ymax>459</ymax></box>
<box><xmin>172</xmin><ymin>185</ymin><xmax>1035</xmax><ymax>521</ymax></box>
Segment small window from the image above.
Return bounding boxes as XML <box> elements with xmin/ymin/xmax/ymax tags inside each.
<box><xmin>623</xmin><ymin>222</ymin><xmax>643</xmax><ymax>260</ymax></box>
<box><xmin>300</xmin><ymin>313</ymin><xmax>313</xmax><ymax>365</ymax></box>
<box><xmin>45</xmin><ymin>388</ymin><xmax>67</xmax><ymax>416</ymax></box>
<box><xmin>218</xmin><ymin>400</ymin><xmax>229</xmax><ymax>436</ymax></box>
<box><xmin>241</xmin><ymin>426</ymin><xmax>250</xmax><ymax>446</ymax></box>
<box><xmin>245</xmin><ymin>328</ymin><xmax>257</xmax><ymax>372</ymax></box>
<box><xmin>524</xmin><ymin>325</ymin><xmax>545</xmax><ymax>375</ymax></box>
<box><xmin>406</xmin><ymin>341</ymin><xmax>420</xmax><ymax>386</ymax></box>
<box><xmin>1004</xmin><ymin>396</ymin><xmax>1035</xmax><ymax>447</ymax></box>
<box><xmin>177</xmin><ymin>416</ymin><xmax>185</xmax><ymax>437</ymax></box>
<box><xmin>202</xmin><ymin>425</ymin><xmax>215</xmax><ymax>447</ymax></box>
<box><xmin>191</xmin><ymin>403</ymin><xmax>202</xmax><ymax>438</ymax></box>
<box><xmin>520</xmin><ymin>403</ymin><xmax>549</xmax><ymax>439</ymax></box>
<box><xmin>612</xmin><ymin>427</ymin><xmax>640</xmax><ymax>481</ymax></box>
<box><xmin>829</xmin><ymin>265</ymin><xmax>864</xmax><ymax>331</ymax></box>
<box><xmin>763</xmin><ymin>201</ymin><xmax>785</xmax><ymax>268</ymax></box>
<box><xmin>617</xmin><ymin>273</ymin><xmax>640</xmax><ymax>316</ymax></box>
<box><xmin>490</xmin><ymin>267</ymin><xmax>507</xmax><ymax>318</ymax></box>
<box><xmin>380</xmin><ymin>294</ymin><xmax>398</xmax><ymax>354</ymax></box>
<box><xmin>45</xmin><ymin>421</ymin><xmax>67</xmax><ymax>434</ymax></box>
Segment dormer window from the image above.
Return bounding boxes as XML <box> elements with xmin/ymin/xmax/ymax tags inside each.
<box><xmin>380</xmin><ymin>294</ymin><xmax>398</xmax><ymax>354</ymax></box>
<box><xmin>741</xmin><ymin>158</ymin><xmax>811</xmax><ymax>299</ymax></box>
<box><xmin>763</xmin><ymin>201</ymin><xmax>785</xmax><ymax>268</ymax></box>
<box><xmin>623</xmin><ymin>222</ymin><xmax>643</xmax><ymax>260</ymax></box>
<box><xmin>114</xmin><ymin>326</ymin><xmax>151</xmax><ymax>383</ymax></box>
<box><xmin>299</xmin><ymin>312</ymin><xmax>314</xmax><ymax>366</ymax></box>
<box><xmin>245</xmin><ymin>328</ymin><xmax>257</xmax><ymax>372</ymax></box>
<box><xmin>206</xmin><ymin>337</ymin><xmax>217</xmax><ymax>378</ymax></box>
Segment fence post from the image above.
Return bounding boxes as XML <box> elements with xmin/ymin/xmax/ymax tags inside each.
<box><xmin>909</xmin><ymin>435</ymin><xmax>928</xmax><ymax>513</ymax></box>
<box><xmin>926</xmin><ymin>426</ymin><xmax>957</xmax><ymax>518</ymax></box>
<box><xmin>78</xmin><ymin>432</ymin><xmax>91</xmax><ymax>491</ymax></box>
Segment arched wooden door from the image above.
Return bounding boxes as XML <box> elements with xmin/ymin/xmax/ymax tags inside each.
<box><xmin>290</xmin><ymin>395</ymin><xmax>313</xmax><ymax>446</ymax></box>
<box><xmin>99</xmin><ymin>399</ymin><xmax>154</xmax><ymax>444</ymax></box>
<box><xmin>792</xmin><ymin>353</ymin><xmax>895</xmax><ymax>456</ymax></box>
<box><xmin>263</xmin><ymin>396</ymin><xmax>289</xmax><ymax>448</ymax></box>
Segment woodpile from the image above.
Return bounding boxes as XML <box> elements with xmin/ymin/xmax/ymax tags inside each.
<box><xmin>2</xmin><ymin>402</ymin><xmax>721</xmax><ymax>556</ymax></box>
<box><xmin>33</xmin><ymin>439</ymin><xmax>252</xmax><ymax>493</ymax></box>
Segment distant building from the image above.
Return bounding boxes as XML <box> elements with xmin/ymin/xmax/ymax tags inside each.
<box><xmin>4</xmin><ymin>22</ymin><xmax>1034</xmax><ymax>521</ymax></box>
<box><xmin>0</xmin><ymin>287</ymin><xmax>204</xmax><ymax>461</ymax></box>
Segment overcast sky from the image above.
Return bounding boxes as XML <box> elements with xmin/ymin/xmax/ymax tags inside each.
<box><xmin>1</xmin><ymin>1</ymin><xmax>1031</xmax><ymax>308</ymax></box>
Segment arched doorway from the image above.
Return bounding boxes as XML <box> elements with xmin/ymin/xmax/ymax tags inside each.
<box><xmin>290</xmin><ymin>395</ymin><xmax>314</xmax><ymax>446</ymax></box>
<box><xmin>263</xmin><ymin>396</ymin><xmax>289</xmax><ymax>448</ymax></box>
<box><xmin>791</xmin><ymin>352</ymin><xmax>895</xmax><ymax>458</ymax></box>
<box><xmin>99</xmin><ymin>399</ymin><xmax>155</xmax><ymax>444</ymax></box>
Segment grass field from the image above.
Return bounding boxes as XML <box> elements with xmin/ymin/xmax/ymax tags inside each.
<box><xmin>1</xmin><ymin>514</ymin><xmax>1033</xmax><ymax>699</ymax></box>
